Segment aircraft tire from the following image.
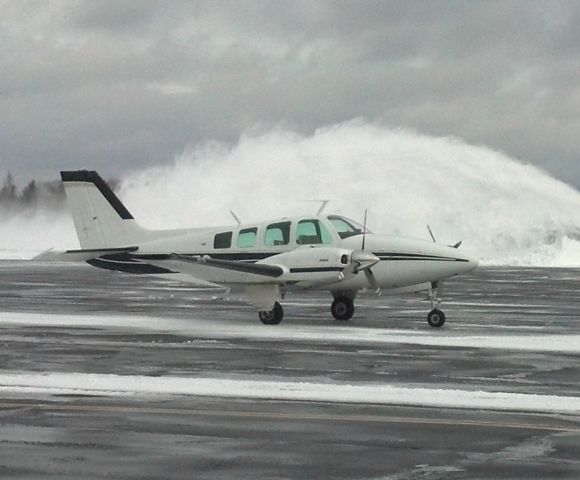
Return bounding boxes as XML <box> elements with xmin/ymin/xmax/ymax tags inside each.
<box><xmin>427</xmin><ymin>308</ymin><xmax>446</xmax><ymax>328</ymax></box>
<box><xmin>331</xmin><ymin>297</ymin><xmax>355</xmax><ymax>321</ymax></box>
<box><xmin>258</xmin><ymin>302</ymin><xmax>284</xmax><ymax>325</ymax></box>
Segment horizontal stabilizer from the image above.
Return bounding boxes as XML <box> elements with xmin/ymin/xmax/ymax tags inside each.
<box><xmin>65</xmin><ymin>246</ymin><xmax>138</xmax><ymax>262</ymax></box>
<box><xmin>35</xmin><ymin>246</ymin><xmax>138</xmax><ymax>262</ymax></box>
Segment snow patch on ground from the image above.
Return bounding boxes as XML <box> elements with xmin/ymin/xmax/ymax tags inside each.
<box><xmin>1</xmin><ymin>371</ymin><xmax>580</xmax><ymax>414</ymax></box>
<box><xmin>2</xmin><ymin>311</ymin><xmax>580</xmax><ymax>353</ymax></box>
<box><xmin>0</xmin><ymin>250</ymin><xmax>40</xmax><ymax>260</ymax></box>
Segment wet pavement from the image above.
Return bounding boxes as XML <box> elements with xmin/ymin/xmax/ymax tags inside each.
<box><xmin>1</xmin><ymin>262</ymin><xmax>580</xmax><ymax>479</ymax></box>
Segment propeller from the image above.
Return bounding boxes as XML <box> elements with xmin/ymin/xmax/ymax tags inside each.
<box><xmin>339</xmin><ymin>209</ymin><xmax>381</xmax><ymax>293</ymax></box>
<box><xmin>360</xmin><ymin>208</ymin><xmax>381</xmax><ymax>292</ymax></box>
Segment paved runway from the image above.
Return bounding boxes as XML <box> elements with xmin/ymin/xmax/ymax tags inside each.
<box><xmin>1</xmin><ymin>262</ymin><xmax>580</xmax><ymax>479</ymax></box>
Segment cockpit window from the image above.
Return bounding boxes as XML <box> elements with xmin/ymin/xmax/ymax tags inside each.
<box><xmin>296</xmin><ymin>219</ymin><xmax>333</xmax><ymax>245</ymax></box>
<box><xmin>328</xmin><ymin>215</ymin><xmax>371</xmax><ymax>239</ymax></box>
<box><xmin>265</xmin><ymin>221</ymin><xmax>291</xmax><ymax>246</ymax></box>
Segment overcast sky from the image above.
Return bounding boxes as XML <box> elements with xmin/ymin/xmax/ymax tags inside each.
<box><xmin>1</xmin><ymin>0</ymin><xmax>579</xmax><ymax>186</ymax></box>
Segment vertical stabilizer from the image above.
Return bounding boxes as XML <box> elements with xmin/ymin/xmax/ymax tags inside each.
<box><xmin>60</xmin><ymin>170</ymin><xmax>147</xmax><ymax>249</ymax></box>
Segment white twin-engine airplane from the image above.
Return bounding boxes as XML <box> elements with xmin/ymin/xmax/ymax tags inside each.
<box><xmin>58</xmin><ymin>170</ymin><xmax>478</xmax><ymax>327</ymax></box>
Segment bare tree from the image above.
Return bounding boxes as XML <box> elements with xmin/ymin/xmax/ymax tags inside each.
<box><xmin>20</xmin><ymin>180</ymin><xmax>38</xmax><ymax>207</ymax></box>
<box><xmin>0</xmin><ymin>172</ymin><xmax>17</xmax><ymax>207</ymax></box>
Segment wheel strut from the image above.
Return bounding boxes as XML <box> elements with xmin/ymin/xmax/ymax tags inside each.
<box><xmin>427</xmin><ymin>282</ymin><xmax>446</xmax><ymax>327</ymax></box>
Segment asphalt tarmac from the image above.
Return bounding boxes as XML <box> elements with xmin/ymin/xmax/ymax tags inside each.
<box><xmin>1</xmin><ymin>261</ymin><xmax>580</xmax><ymax>479</ymax></box>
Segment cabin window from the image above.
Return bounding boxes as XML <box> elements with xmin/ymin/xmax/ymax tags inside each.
<box><xmin>213</xmin><ymin>231</ymin><xmax>232</xmax><ymax>249</ymax></box>
<box><xmin>296</xmin><ymin>219</ymin><xmax>333</xmax><ymax>245</ymax></box>
<box><xmin>237</xmin><ymin>227</ymin><xmax>257</xmax><ymax>248</ymax></box>
<box><xmin>265</xmin><ymin>221</ymin><xmax>291</xmax><ymax>246</ymax></box>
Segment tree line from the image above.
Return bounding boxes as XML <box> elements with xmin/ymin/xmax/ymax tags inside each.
<box><xmin>0</xmin><ymin>172</ymin><xmax>118</xmax><ymax>213</ymax></box>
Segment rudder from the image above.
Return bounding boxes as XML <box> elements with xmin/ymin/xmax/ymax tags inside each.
<box><xmin>61</xmin><ymin>170</ymin><xmax>147</xmax><ymax>249</ymax></box>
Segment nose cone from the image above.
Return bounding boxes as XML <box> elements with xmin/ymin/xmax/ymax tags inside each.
<box><xmin>459</xmin><ymin>251</ymin><xmax>479</xmax><ymax>273</ymax></box>
<box><xmin>427</xmin><ymin>242</ymin><xmax>479</xmax><ymax>277</ymax></box>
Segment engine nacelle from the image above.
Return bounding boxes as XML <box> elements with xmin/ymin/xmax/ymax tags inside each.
<box><xmin>259</xmin><ymin>246</ymin><xmax>351</xmax><ymax>270</ymax></box>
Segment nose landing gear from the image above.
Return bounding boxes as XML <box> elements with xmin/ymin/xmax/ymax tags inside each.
<box><xmin>427</xmin><ymin>308</ymin><xmax>446</xmax><ymax>327</ymax></box>
<box><xmin>427</xmin><ymin>281</ymin><xmax>446</xmax><ymax>327</ymax></box>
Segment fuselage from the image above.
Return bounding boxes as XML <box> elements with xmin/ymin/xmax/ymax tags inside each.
<box><xmin>97</xmin><ymin>214</ymin><xmax>478</xmax><ymax>292</ymax></box>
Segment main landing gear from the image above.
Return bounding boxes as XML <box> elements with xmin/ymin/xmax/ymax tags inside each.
<box><xmin>331</xmin><ymin>296</ymin><xmax>355</xmax><ymax>321</ymax></box>
<box><xmin>258</xmin><ymin>301</ymin><xmax>284</xmax><ymax>325</ymax></box>
<box><xmin>427</xmin><ymin>281</ymin><xmax>446</xmax><ymax>327</ymax></box>
<box><xmin>258</xmin><ymin>295</ymin><xmax>357</xmax><ymax>324</ymax></box>
<box><xmin>255</xmin><ymin>285</ymin><xmax>447</xmax><ymax>327</ymax></box>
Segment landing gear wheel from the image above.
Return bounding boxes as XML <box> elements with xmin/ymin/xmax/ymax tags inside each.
<box><xmin>258</xmin><ymin>301</ymin><xmax>284</xmax><ymax>325</ymax></box>
<box><xmin>427</xmin><ymin>308</ymin><xmax>446</xmax><ymax>328</ymax></box>
<box><xmin>331</xmin><ymin>297</ymin><xmax>355</xmax><ymax>321</ymax></box>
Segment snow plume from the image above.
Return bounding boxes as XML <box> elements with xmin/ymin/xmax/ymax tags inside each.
<box><xmin>0</xmin><ymin>208</ymin><xmax>77</xmax><ymax>259</ymax></box>
<box><xmin>120</xmin><ymin>121</ymin><xmax>580</xmax><ymax>266</ymax></box>
<box><xmin>3</xmin><ymin>121</ymin><xmax>580</xmax><ymax>265</ymax></box>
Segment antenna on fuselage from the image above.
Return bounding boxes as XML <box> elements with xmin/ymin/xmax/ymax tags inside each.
<box><xmin>302</xmin><ymin>199</ymin><xmax>330</xmax><ymax>215</ymax></box>
<box><xmin>427</xmin><ymin>224</ymin><xmax>462</xmax><ymax>248</ymax></box>
<box><xmin>230</xmin><ymin>210</ymin><xmax>242</xmax><ymax>225</ymax></box>
<box><xmin>316</xmin><ymin>200</ymin><xmax>330</xmax><ymax>215</ymax></box>
<box><xmin>426</xmin><ymin>224</ymin><xmax>436</xmax><ymax>243</ymax></box>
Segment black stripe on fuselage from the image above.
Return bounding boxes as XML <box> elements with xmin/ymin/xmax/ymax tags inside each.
<box><xmin>88</xmin><ymin>250</ymin><xmax>467</xmax><ymax>275</ymax></box>
<box><xmin>133</xmin><ymin>252</ymin><xmax>275</xmax><ymax>262</ymax></box>
<box><xmin>135</xmin><ymin>251</ymin><xmax>468</xmax><ymax>263</ymax></box>
<box><xmin>289</xmin><ymin>267</ymin><xmax>344</xmax><ymax>273</ymax></box>
<box><xmin>375</xmin><ymin>252</ymin><xmax>469</xmax><ymax>262</ymax></box>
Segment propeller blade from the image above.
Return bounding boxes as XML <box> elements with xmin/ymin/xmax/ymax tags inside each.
<box><xmin>362</xmin><ymin>208</ymin><xmax>368</xmax><ymax>250</ymax></box>
<box><xmin>364</xmin><ymin>268</ymin><xmax>381</xmax><ymax>294</ymax></box>
<box><xmin>338</xmin><ymin>261</ymin><xmax>358</xmax><ymax>281</ymax></box>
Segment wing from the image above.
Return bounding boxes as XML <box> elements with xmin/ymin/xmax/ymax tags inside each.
<box><xmin>139</xmin><ymin>248</ymin><xmax>350</xmax><ymax>289</ymax></box>
<box><xmin>171</xmin><ymin>254</ymin><xmax>285</xmax><ymax>277</ymax></box>
<box><xmin>127</xmin><ymin>253</ymin><xmax>288</xmax><ymax>286</ymax></box>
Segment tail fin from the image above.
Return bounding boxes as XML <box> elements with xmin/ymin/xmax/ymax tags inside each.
<box><xmin>61</xmin><ymin>170</ymin><xmax>147</xmax><ymax>249</ymax></box>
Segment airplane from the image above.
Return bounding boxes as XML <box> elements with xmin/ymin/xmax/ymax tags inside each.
<box><xmin>54</xmin><ymin>170</ymin><xmax>478</xmax><ymax>327</ymax></box>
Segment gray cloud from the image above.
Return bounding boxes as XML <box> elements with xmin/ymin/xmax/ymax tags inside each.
<box><xmin>1</xmin><ymin>0</ymin><xmax>579</xmax><ymax>186</ymax></box>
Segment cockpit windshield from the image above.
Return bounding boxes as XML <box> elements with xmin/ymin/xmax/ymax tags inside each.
<box><xmin>327</xmin><ymin>215</ymin><xmax>373</xmax><ymax>239</ymax></box>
